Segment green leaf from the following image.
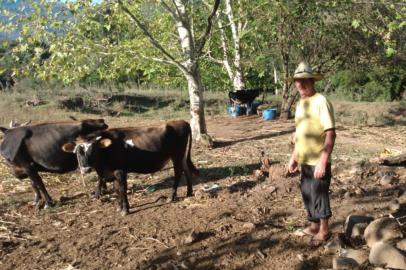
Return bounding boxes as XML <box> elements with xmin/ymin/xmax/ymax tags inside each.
<box><xmin>385</xmin><ymin>47</ymin><xmax>396</xmax><ymax>57</ymax></box>
<box><xmin>351</xmin><ymin>19</ymin><xmax>360</xmax><ymax>29</ymax></box>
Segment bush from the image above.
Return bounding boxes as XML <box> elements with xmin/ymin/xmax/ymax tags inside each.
<box><xmin>329</xmin><ymin>66</ymin><xmax>405</xmax><ymax>102</ymax></box>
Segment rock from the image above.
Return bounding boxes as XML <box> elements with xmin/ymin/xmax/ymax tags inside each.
<box><xmin>332</xmin><ymin>257</ymin><xmax>358</xmax><ymax>269</ymax></box>
<box><xmin>344</xmin><ymin>191</ymin><xmax>352</xmax><ymax>199</ymax></box>
<box><xmin>325</xmin><ymin>238</ymin><xmax>345</xmax><ymax>255</ymax></box>
<box><xmin>344</xmin><ymin>215</ymin><xmax>374</xmax><ymax>238</ymax></box>
<box><xmin>351</xmin><ymin>223</ymin><xmax>369</xmax><ymax>238</ymax></box>
<box><xmin>369</xmin><ymin>241</ymin><xmax>406</xmax><ymax>269</ymax></box>
<box><xmin>380</xmin><ymin>175</ymin><xmax>395</xmax><ymax>186</ymax></box>
<box><xmin>389</xmin><ymin>199</ymin><xmax>401</xmax><ymax>211</ymax></box>
<box><xmin>180</xmin><ymin>261</ymin><xmax>189</xmax><ymax>269</ymax></box>
<box><xmin>341</xmin><ymin>248</ymin><xmax>369</xmax><ymax>265</ymax></box>
<box><xmin>297</xmin><ymin>253</ymin><xmax>308</xmax><ymax>262</ymax></box>
<box><xmin>364</xmin><ymin>217</ymin><xmax>403</xmax><ymax>247</ymax></box>
<box><xmin>355</xmin><ymin>187</ymin><xmax>365</xmax><ymax>195</ymax></box>
<box><xmin>254</xmin><ymin>170</ymin><xmax>266</xmax><ymax>182</ymax></box>
<box><xmin>349</xmin><ymin>166</ymin><xmax>359</xmax><ymax>176</ymax></box>
<box><xmin>243</xmin><ymin>222</ymin><xmax>256</xmax><ymax>230</ymax></box>
<box><xmin>184</xmin><ymin>231</ymin><xmax>198</xmax><ymax>245</ymax></box>
<box><xmin>397</xmin><ymin>239</ymin><xmax>406</xmax><ymax>251</ymax></box>
<box><xmin>264</xmin><ymin>185</ymin><xmax>276</xmax><ymax>194</ymax></box>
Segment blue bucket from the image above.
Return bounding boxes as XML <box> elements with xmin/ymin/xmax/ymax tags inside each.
<box><xmin>263</xmin><ymin>108</ymin><xmax>277</xmax><ymax>120</ymax></box>
<box><xmin>228</xmin><ymin>104</ymin><xmax>245</xmax><ymax>116</ymax></box>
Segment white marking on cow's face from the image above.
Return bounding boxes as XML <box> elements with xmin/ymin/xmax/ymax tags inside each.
<box><xmin>126</xmin><ymin>139</ymin><xmax>135</xmax><ymax>147</ymax></box>
<box><xmin>73</xmin><ymin>142</ymin><xmax>92</xmax><ymax>154</ymax></box>
<box><xmin>73</xmin><ymin>142</ymin><xmax>93</xmax><ymax>174</ymax></box>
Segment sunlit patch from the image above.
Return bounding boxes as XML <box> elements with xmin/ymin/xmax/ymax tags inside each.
<box><xmin>126</xmin><ymin>139</ymin><xmax>135</xmax><ymax>147</ymax></box>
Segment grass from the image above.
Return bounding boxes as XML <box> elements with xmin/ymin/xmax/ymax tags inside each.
<box><xmin>0</xmin><ymin>84</ymin><xmax>404</xmax><ymax>128</ymax></box>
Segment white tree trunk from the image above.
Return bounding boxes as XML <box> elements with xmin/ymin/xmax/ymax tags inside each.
<box><xmin>225</xmin><ymin>0</ymin><xmax>245</xmax><ymax>90</ymax></box>
<box><xmin>216</xmin><ymin>16</ymin><xmax>234</xmax><ymax>82</ymax></box>
<box><xmin>273</xmin><ymin>62</ymin><xmax>279</xmax><ymax>95</ymax></box>
<box><xmin>184</xmin><ymin>66</ymin><xmax>207</xmax><ymax>139</ymax></box>
<box><xmin>174</xmin><ymin>0</ymin><xmax>207</xmax><ymax>139</ymax></box>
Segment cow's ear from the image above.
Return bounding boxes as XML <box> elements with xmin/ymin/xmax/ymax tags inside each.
<box><xmin>62</xmin><ymin>142</ymin><xmax>76</xmax><ymax>152</ymax></box>
<box><xmin>98</xmin><ymin>138</ymin><xmax>112</xmax><ymax>148</ymax></box>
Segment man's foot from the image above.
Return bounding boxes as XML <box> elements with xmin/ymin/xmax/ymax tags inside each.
<box><xmin>293</xmin><ymin>227</ymin><xmax>318</xmax><ymax>237</ymax></box>
<box><xmin>309</xmin><ymin>232</ymin><xmax>332</xmax><ymax>248</ymax></box>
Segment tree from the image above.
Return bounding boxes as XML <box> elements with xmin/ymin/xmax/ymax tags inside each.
<box><xmin>117</xmin><ymin>0</ymin><xmax>220</xmax><ymax>140</ymax></box>
<box><xmin>2</xmin><ymin>0</ymin><xmax>220</xmax><ymax>140</ymax></box>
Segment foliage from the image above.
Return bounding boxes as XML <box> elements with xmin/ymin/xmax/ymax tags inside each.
<box><xmin>0</xmin><ymin>0</ymin><xmax>404</xmax><ymax>105</ymax></box>
<box><xmin>330</xmin><ymin>66</ymin><xmax>406</xmax><ymax>101</ymax></box>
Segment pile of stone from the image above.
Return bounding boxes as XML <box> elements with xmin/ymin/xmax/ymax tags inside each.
<box><xmin>328</xmin><ymin>215</ymin><xmax>406</xmax><ymax>269</ymax></box>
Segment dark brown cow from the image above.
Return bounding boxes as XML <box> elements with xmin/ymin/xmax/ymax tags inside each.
<box><xmin>62</xmin><ymin>120</ymin><xmax>199</xmax><ymax>216</ymax></box>
<box><xmin>0</xmin><ymin>119</ymin><xmax>108</xmax><ymax>208</ymax></box>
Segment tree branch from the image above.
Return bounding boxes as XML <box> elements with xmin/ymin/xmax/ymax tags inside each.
<box><xmin>161</xmin><ymin>1</ymin><xmax>179</xmax><ymax>21</ymax></box>
<box><xmin>196</xmin><ymin>0</ymin><xmax>221</xmax><ymax>57</ymax></box>
<box><xmin>117</xmin><ymin>0</ymin><xmax>187</xmax><ymax>73</ymax></box>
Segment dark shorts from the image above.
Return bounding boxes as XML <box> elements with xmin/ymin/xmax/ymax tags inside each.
<box><xmin>300</xmin><ymin>164</ymin><xmax>332</xmax><ymax>222</ymax></box>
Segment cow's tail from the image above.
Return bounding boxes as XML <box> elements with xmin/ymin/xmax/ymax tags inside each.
<box><xmin>184</xmin><ymin>124</ymin><xmax>199</xmax><ymax>177</ymax></box>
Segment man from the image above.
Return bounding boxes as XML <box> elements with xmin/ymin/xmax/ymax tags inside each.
<box><xmin>288</xmin><ymin>62</ymin><xmax>336</xmax><ymax>247</ymax></box>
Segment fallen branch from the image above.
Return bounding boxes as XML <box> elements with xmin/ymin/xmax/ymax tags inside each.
<box><xmin>0</xmin><ymin>220</ymin><xmax>16</xmax><ymax>225</ymax></box>
<box><xmin>144</xmin><ymin>237</ymin><xmax>170</xmax><ymax>249</ymax></box>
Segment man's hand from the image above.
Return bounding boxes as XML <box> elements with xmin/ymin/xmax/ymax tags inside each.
<box><xmin>288</xmin><ymin>156</ymin><xmax>298</xmax><ymax>174</ymax></box>
<box><xmin>314</xmin><ymin>162</ymin><xmax>326</xmax><ymax>179</ymax></box>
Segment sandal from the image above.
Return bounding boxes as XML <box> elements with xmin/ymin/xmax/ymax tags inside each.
<box><xmin>308</xmin><ymin>232</ymin><xmax>332</xmax><ymax>248</ymax></box>
<box><xmin>293</xmin><ymin>228</ymin><xmax>314</xmax><ymax>237</ymax></box>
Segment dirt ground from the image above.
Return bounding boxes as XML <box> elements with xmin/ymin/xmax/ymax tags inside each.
<box><xmin>0</xmin><ymin>115</ymin><xmax>405</xmax><ymax>270</ymax></box>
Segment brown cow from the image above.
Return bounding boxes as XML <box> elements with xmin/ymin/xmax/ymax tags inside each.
<box><xmin>62</xmin><ymin>120</ymin><xmax>199</xmax><ymax>216</ymax></box>
<box><xmin>0</xmin><ymin>119</ymin><xmax>108</xmax><ymax>208</ymax></box>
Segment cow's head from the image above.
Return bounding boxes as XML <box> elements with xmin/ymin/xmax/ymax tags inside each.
<box><xmin>62</xmin><ymin>136</ymin><xmax>112</xmax><ymax>174</ymax></box>
<box><xmin>80</xmin><ymin>119</ymin><xmax>108</xmax><ymax>134</ymax></box>
<box><xmin>0</xmin><ymin>119</ymin><xmax>31</xmax><ymax>134</ymax></box>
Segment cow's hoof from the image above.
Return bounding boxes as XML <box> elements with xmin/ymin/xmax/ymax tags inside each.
<box><xmin>31</xmin><ymin>200</ymin><xmax>39</xmax><ymax>206</ymax></box>
<box><xmin>167</xmin><ymin>196</ymin><xmax>179</xmax><ymax>203</ymax></box>
<box><xmin>121</xmin><ymin>210</ymin><xmax>129</xmax><ymax>216</ymax></box>
<box><xmin>44</xmin><ymin>202</ymin><xmax>54</xmax><ymax>209</ymax></box>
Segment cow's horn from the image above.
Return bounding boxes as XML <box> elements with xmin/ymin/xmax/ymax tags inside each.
<box><xmin>9</xmin><ymin>120</ymin><xmax>15</xmax><ymax>128</ymax></box>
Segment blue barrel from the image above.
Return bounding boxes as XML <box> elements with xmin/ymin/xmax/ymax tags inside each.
<box><xmin>263</xmin><ymin>108</ymin><xmax>277</xmax><ymax>120</ymax></box>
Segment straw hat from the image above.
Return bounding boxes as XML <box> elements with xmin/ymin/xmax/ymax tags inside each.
<box><xmin>288</xmin><ymin>62</ymin><xmax>323</xmax><ymax>82</ymax></box>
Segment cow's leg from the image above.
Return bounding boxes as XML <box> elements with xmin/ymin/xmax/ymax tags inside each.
<box><xmin>113</xmin><ymin>170</ymin><xmax>129</xmax><ymax>216</ymax></box>
<box><xmin>31</xmin><ymin>183</ymin><xmax>42</xmax><ymax>205</ymax></box>
<box><xmin>28</xmin><ymin>171</ymin><xmax>53</xmax><ymax>208</ymax></box>
<box><xmin>183</xmin><ymin>161</ymin><xmax>194</xmax><ymax>197</ymax></box>
<box><xmin>171</xmin><ymin>161</ymin><xmax>183</xmax><ymax>201</ymax></box>
<box><xmin>94</xmin><ymin>179</ymin><xmax>107</xmax><ymax>199</ymax></box>
<box><xmin>246</xmin><ymin>102</ymin><xmax>252</xmax><ymax>115</ymax></box>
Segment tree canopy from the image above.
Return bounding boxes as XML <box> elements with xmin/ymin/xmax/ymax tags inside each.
<box><xmin>1</xmin><ymin>0</ymin><xmax>405</xmax><ymax>102</ymax></box>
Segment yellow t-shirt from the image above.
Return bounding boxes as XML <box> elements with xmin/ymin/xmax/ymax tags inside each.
<box><xmin>294</xmin><ymin>93</ymin><xmax>335</xmax><ymax>165</ymax></box>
